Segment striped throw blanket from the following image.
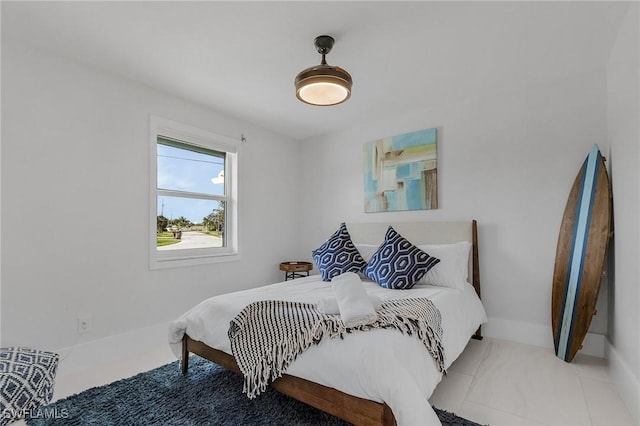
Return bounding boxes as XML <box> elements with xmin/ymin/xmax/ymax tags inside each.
<box><xmin>228</xmin><ymin>297</ymin><xmax>445</xmax><ymax>398</ymax></box>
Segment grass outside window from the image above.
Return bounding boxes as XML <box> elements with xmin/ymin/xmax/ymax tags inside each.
<box><xmin>157</xmin><ymin>232</ymin><xmax>180</xmax><ymax>247</ymax></box>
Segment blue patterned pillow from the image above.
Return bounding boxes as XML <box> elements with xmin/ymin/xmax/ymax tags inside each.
<box><xmin>0</xmin><ymin>347</ymin><xmax>59</xmax><ymax>425</ymax></box>
<box><xmin>312</xmin><ymin>223</ymin><xmax>367</xmax><ymax>281</ymax></box>
<box><xmin>364</xmin><ymin>226</ymin><xmax>440</xmax><ymax>289</ymax></box>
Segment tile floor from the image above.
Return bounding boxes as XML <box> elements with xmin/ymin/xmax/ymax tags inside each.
<box><xmin>11</xmin><ymin>337</ymin><xmax>638</xmax><ymax>425</ymax></box>
<box><xmin>429</xmin><ymin>338</ymin><xmax>637</xmax><ymax>426</ymax></box>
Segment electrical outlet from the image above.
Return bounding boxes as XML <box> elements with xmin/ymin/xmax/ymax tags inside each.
<box><xmin>77</xmin><ymin>317</ymin><xmax>91</xmax><ymax>334</ymax></box>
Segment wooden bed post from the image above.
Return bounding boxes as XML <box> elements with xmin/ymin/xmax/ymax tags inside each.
<box><xmin>472</xmin><ymin>219</ymin><xmax>483</xmax><ymax>340</ymax></box>
<box><xmin>181</xmin><ymin>335</ymin><xmax>190</xmax><ymax>374</ymax></box>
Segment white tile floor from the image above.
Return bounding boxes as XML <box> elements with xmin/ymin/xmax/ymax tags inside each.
<box><xmin>429</xmin><ymin>338</ymin><xmax>637</xmax><ymax>426</ymax></box>
<box><xmin>11</xmin><ymin>337</ymin><xmax>638</xmax><ymax>425</ymax></box>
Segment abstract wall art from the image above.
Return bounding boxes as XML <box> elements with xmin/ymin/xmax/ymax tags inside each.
<box><xmin>363</xmin><ymin>127</ymin><xmax>437</xmax><ymax>213</ymax></box>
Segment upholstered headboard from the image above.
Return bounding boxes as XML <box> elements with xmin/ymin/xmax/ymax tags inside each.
<box><xmin>346</xmin><ymin>220</ymin><xmax>481</xmax><ymax>301</ymax></box>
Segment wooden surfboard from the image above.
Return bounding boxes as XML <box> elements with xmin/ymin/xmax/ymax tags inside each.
<box><xmin>552</xmin><ymin>145</ymin><xmax>612</xmax><ymax>362</ymax></box>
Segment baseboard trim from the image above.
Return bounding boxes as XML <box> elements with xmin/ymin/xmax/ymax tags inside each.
<box><xmin>483</xmin><ymin>317</ymin><xmax>605</xmax><ymax>358</ymax></box>
<box><xmin>605</xmin><ymin>340</ymin><xmax>640</xmax><ymax>423</ymax></box>
<box><xmin>55</xmin><ymin>322</ymin><xmax>171</xmax><ymax>377</ymax></box>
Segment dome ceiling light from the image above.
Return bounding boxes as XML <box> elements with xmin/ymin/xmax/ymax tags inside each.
<box><xmin>294</xmin><ymin>35</ymin><xmax>353</xmax><ymax>106</ymax></box>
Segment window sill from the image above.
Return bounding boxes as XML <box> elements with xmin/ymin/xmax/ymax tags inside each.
<box><xmin>149</xmin><ymin>251</ymin><xmax>240</xmax><ymax>270</ymax></box>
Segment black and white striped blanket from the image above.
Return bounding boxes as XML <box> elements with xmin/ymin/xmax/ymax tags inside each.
<box><xmin>228</xmin><ymin>297</ymin><xmax>445</xmax><ymax>398</ymax></box>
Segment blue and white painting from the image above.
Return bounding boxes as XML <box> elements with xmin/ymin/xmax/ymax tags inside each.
<box><xmin>364</xmin><ymin>128</ymin><xmax>437</xmax><ymax>213</ymax></box>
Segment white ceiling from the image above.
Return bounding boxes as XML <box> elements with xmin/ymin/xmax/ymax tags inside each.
<box><xmin>1</xmin><ymin>1</ymin><xmax>629</xmax><ymax>141</ymax></box>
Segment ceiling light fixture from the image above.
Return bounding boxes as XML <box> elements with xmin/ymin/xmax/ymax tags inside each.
<box><xmin>295</xmin><ymin>35</ymin><xmax>352</xmax><ymax>106</ymax></box>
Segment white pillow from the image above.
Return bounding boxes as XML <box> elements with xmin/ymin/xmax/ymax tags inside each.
<box><xmin>417</xmin><ymin>241</ymin><xmax>472</xmax><ymax>290</ymax></box>
<box><xmin>354</xmin><ymin>243</ymin><xmax>380</xmax><ymax>263</ymax></box>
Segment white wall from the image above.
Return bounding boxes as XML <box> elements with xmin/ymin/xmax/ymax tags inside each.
<box><xmin>0</xmin><ymin>38</ymin><xmax>302</xmax><ymax>353</ymax></box>
<box><xmin>605</xmin><ymin>3</ymin><xmax>640</xmax><ymax>421</ymax></box>
<box><xmin>298</xmin><ymin>68</ymin><xmax>610</xmax><ymax>350</ymax></box>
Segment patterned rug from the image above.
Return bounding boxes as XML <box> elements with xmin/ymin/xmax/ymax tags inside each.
<box><xmin>26</xmin><ymin>356</ymin><xmax>483</xmax><ymax>425</ymax></box>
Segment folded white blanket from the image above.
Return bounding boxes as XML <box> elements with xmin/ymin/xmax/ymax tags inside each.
<box><xmin>330</xmin><ymin>272</ymin><xmax>378</xmax><ymax>327</ymax></box>
<box><xmin>316</xmin><ymin>295</ymin><xmax>383</xmax><ymax>315</ymax></box>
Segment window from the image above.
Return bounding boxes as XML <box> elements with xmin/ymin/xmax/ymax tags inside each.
<box><xmin>150</xmin><ymin>116</ymin><xmax>239</xmax><ymax>269</ymax></box>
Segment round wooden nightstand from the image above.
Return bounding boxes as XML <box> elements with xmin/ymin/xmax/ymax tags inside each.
<box><xmin>279</xmin><ymin>261</ymin><xmax>313</xmax><ymax>281</ymax></box>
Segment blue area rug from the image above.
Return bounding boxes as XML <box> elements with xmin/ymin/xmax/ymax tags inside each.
<box><xmin>27</xmin><ymin>356</ymin><xmax>482</xmax><ymax>425</ymax></box>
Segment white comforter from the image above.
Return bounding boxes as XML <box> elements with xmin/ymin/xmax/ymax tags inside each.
<box><xmin>169</xmin><ymin>276</ymin><xmax>487</xmax><ymax>426</ymax></box>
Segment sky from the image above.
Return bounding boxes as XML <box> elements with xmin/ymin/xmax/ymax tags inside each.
<box><xmin>157</xmin><ymin>143</ymin><xmax>225</xmax><ymax>223</ymax></box>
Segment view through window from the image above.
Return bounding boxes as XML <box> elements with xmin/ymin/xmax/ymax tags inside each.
<box><xmin>156</xmin><ymin>137</ymin><xmax>228</xmax><ymax>251</ymax></box>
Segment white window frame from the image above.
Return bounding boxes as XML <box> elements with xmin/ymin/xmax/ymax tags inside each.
<box><xmin>149</xmin><ymin>115</ymin><xmax>239</xmax><ymax>269</ymax></box>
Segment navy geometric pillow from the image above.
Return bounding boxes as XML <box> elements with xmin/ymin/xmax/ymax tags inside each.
<box><xmin>312</xmin><ymin>223</ymin><xmax>367</xmax><ymax>281</ymax></box>
<box><xmin>364</xmin><ymin>226</ymin><xmax>440</xmax><ymax>289</ymax></box>
<box><xmin>0</xmin><ymin>347</ymin><xmax>59</xmax><ymax>425</ymax></box>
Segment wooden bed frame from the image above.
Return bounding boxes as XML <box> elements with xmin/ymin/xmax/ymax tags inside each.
<box><xmin>181</xmin><ymin>220</ymin><xmax>482</xmax><ymax>426</ymax></box>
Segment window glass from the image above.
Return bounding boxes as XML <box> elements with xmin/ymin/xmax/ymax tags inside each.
<box><xmin>156</xmin><ymin>196</ymin><xmax>225</xmax><ymax>249</ymax></box>
<box><xmin>157</xmin><ymin>138</ymin><xmax>225</xmax><ymax>195</ymax></box>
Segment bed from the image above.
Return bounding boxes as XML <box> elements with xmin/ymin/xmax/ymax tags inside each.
<box><xmin>169</xmin><ymin>220</ymin><xmax>487</xmax><ymax>426</ymax></box>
